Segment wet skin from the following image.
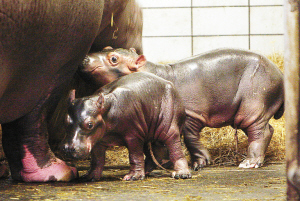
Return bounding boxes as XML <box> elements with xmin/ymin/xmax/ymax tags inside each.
<box><xmin>61</xmin><ymin>72</ymin><xmax>191</xmax><ymax>181</ymax></box>
<box><xmin>79</xmin><ymin>47</ymin><xmax>284</xmax><ymax>170</ymax></box>
<box><xmin>0</xmin><ymin>0</ymin><xmax>143</xmax><ymax>182</ymax></box>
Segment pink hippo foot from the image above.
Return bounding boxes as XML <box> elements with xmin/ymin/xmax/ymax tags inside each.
<box><xmin>123</xmin><ymin>170</ymin><xmax>145</xmax><ymax>181</ymax></box>
<box><xmin>0</xmin><ymin>163</ymin><xmax>9</xmax><ymax>179</ymax></box>
<box><xmin>21</xmin><ymin>158</ymin><xmax>77</xmax><ymax>182</ymax></box>
<box><xmin>20</xmin><ymin>146</ymin><xmax>77</xmax><ymax>182</ymax></box>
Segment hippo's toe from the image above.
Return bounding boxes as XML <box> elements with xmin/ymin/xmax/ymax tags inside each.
<box><xmin>172</xmin><ymin>170</ymin><xmax>192</xmax><ymax>179</ymax></box>
<box><xmin>123</xmin><ymin>170</ymin><xmax>145</xmax><ymax>181</ymax></box>
<box><xmin>239</xmin><ymin>156</ymin><xmax>264</xmax><ymax>168</ymax></box>
<box><xmin>172</xmin><ymin>158</ymin><xmax>192</xmax><ymax>179</ymax></box>
<box><xmin>192</xmin><ymin>157</ymin><xmax>210</xmax><ymax>171</ymax></box>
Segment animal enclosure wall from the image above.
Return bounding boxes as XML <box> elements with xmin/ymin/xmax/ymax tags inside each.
<box><xmin>137</xmin><ymin>0</ymin><xmax>284</xmax><ymax>62</ymax></box>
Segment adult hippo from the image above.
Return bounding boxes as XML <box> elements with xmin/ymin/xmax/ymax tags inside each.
<box><xmin>0</xmin><ymin>0</ymin><xmax>142</xmax><ymax>182</ymax></box>
<box><xmin>79</xmin><ymin>47</ymin><xmax>284</xmax><ymax>170</ymax></box>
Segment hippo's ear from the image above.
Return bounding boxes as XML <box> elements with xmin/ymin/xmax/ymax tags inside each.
<box><xmin>129</xmin><ymin>48</ymin><xmax>136</xmax><ymax>53</ymax></box>
<box><xmin>128</xmin><ymin>55</ymin><xmax>146</xmax><ymax>71</ymax></box>
<box><xmin>103</xmin><ymin>46</ymin><xmax>113</xmax><ymax>50</ymax></box>
<box><xmin>135</xmin><ymin>55</ymin><xmax>146</xmax><ymax>68</ymax></box>
<box><xmin>96</xmin><ymin>93</ymin><xmax>105</xmax><ymax>111</ymax></box>
<box><xmin>68</xmin><ymin>89</ymin><xmax>76</xmax><ymax>104</ymax></box>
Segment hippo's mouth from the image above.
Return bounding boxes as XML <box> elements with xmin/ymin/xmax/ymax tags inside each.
<box><xmin>81</xmin><ymin>66</ymin><xmax>102</xmax><ymax>73</ymax></box>
<box><xmin>60</xmin><ymin>142</ymin><xmax>91</xmax><ymax>161</ymax></box>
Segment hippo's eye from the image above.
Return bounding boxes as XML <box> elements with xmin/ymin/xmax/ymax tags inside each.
<box><xmin>87</xmin><ymin>122</ymin><xmax>94</xmax><ymax>129</ymax></box>
<box><xmin>83</xmin><ymin>119</ymin><xmax>96</xmax><ymax>130</ymax></box>
<box><xmin>110</xmin><ymin>56</ymin><xmax>118</xmax><ymax>65</ymax></box>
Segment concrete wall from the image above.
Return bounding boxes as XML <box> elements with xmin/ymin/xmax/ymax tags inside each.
<box><xmin>138</xmin><ymin>0</ymin><xmax>284</xmax><ymax>62</ymax></box>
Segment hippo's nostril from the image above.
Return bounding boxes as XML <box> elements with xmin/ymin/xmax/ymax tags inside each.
<box><xmin>60</xmin><ymin>144</ymin><xmax>90</xmax><ymax>160</ymax></box>
<box><xmin>61</xmin><ymin>144</ymin><xmax>68</xmax><ymax>152</ymax></box>
<box><xmin>61</xmin><ymin>144</ymin><xmax>74</xmax><ymax>155</ymax></box>
<box><xmin>60</xmin><ymin>144</ymin><xmax>78</xmax><ymax>160</ymax></box>
<box><xmin>79</xmin><ymin>56</ymin><xmax>90</xmax><ymax>69</ymax></box>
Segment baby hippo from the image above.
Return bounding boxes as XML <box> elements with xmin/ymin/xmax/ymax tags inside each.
<box><xmin>79</xmin><ymin>47</ymin><xmax>284</xmax><ymax>170</ymax></box>
<box><xmin>61</xmin><ymin>72</ymin><xmax>191</xmax><ymax>181</ymax></box>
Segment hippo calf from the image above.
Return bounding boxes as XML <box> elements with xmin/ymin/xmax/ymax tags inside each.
<box><xmin>61</xmin><ymin>72</ymin><xmax>191</xmax><ymax>181</ymax></box>
<box><xmin>79</xmin><ymin>47</ymin><xmax>284</xmax><ymax>169</ymax></box>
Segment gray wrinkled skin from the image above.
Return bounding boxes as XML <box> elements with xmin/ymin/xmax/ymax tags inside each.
<box><xmin>79</xmin><ymin>48</ymin><xmax>284</xmax><ymax>170</ymax></box>
<box><xmin>61</xmin><ymin>72</ymin><xmax>191</xmax><ymax>181</ymax></box>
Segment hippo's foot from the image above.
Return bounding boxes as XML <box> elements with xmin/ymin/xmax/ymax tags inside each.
<box><xmin>20</xmin><ymin>158</ymin><xmax>77</xmax><ymax>182</ymax></box>
<box><xmin>192</xmin><ymin>159</ymin><xmax>207</xmax><ymax>171</ymax></box>
<box><xmin>0</xmin><ymin>163</ymin><xmax>9</xmax><ymax>179</ymax></box>
<box><xmin>17</xmin><ymin>145</ymin><xmax>78</xmax><ymax>182</ymax></box>
<box><xmin>123</xmin><ymin>170</ymin><xmax>145</xmax><ymax>181</ymax></box>
<box><xmin>172</xmin><ymin>158</ymin><xmax>192</xmax><ymax>179</ymax></box>
<box><xmin>287</xmin><ymin>160</ymin><xmax>300</xmax><ymax>190</ymax></box>
<box><xmin>238</xmin><ymin>156</ymin><xmax>264</xmax><ymax>168</ymax></box>
<box><xmin>80</xmin><ymin>168</ymin><xmax>103</xmax><ymax>182</ymax></box>
<box><xmin>192</xmin><ymin>157</ymin><xmax>210</xmax><ymax>171</ymax></box>
<box><xmin>172</xmin><ymin>170</ymin><xmax>192</xmax><ymax>179</ymax></box>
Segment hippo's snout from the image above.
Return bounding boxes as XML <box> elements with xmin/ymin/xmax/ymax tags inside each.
<box><xmin>78</xmin><ymin>56</ymin><xmax>90</xmax><ymax>70</ymax></box>
<box><xmin>60</xmin><ymin>143</ymin><xmax>91</xmax><ymax>160</ymax></box>
<box><xmin>79</xmin><ymin>54</ymin><xmax>105</xmax><ymax>73</ymax></box>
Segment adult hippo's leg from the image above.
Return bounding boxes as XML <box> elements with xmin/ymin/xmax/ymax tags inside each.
<box><xmin>0</xmin><ymin>0</ymin><xmax>104</xmax><ymax>182</ymax></box>
<box><xmin>0</xmin><ymin>129</ymin><xmax>9</xmax><ymax>178</ymax></box>
<box><xmin>0</xmin><ymin>164</ymin><xmax>9</xmax><ymax>179</ymax></box>
<box><xmin>2</xmin><ymin>123</ymin><xmax>22</xmax><ymax>180</ymax></box>
<box><xmin>2</xmin><ymin>70</ymin><xmax>79</xmax><ymax>182</ymax></box>
<box><xmin>2</xmin><ymin>112</ymin><xmax>77</xmax><ymax>182</ymax></box>
<box><xmin>183</xmin><ymin>113</ymin><xmax>211</xmax><ymax>171</ymax></box>
<box><xmin>239</xmin><ymin>122</ymin><xmax>274</xmax><ymax>168</ymax></box>
<box><xmin>3</xmin><ymin>121</ymin><xmax>77</xmax><ymax>182</ymax></box>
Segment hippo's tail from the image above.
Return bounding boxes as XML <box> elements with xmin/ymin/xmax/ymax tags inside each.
<box><xmin>148</xmin><ymin>142</ymin><xmax>171</xmax><ymax>173</ymax></box>
<box><xmin>274</xmin><ymin>103</ymin><xmax>284</xmax><ymax>120</ymax></box>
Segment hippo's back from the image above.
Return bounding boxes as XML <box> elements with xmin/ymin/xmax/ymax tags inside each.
<box><xmin>101</xmin><ymin>72</ymin><xmax>175</xmax><ymax>99</ymax></box>
<box><xmin>171</xmin><ymin>48</ymin><xmax>283</xmax><ymax>127</ymax></box>
<box><xmin>174</xmin><ymin>48</ymin><xmax>281</xmax><ymax>78</ymax></box>
<box><xmin>99</xmin><ymin>72</ymin><xmax>185</xmax><ymax>137</ymax></box>
<box><xmin>0</xmin><ymin>0</ymin><xmax>103</xmax><ymax>123</ymax></box>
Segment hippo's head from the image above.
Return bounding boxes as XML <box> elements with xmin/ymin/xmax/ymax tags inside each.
<box><xmin>60</xmin><ymin>90</ymin><xmax>105</xmax><ymax>160</ymax></box>
<box><xmin>78</xmin><ymin>46</ymin><xmax>146</xmax><ymax>88</ymax></box>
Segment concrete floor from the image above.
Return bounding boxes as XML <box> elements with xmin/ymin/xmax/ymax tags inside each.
<box><xmin>0</xmin><ymin>161</ymin><xmax>286</xmax><ymax>201</ymax></box>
